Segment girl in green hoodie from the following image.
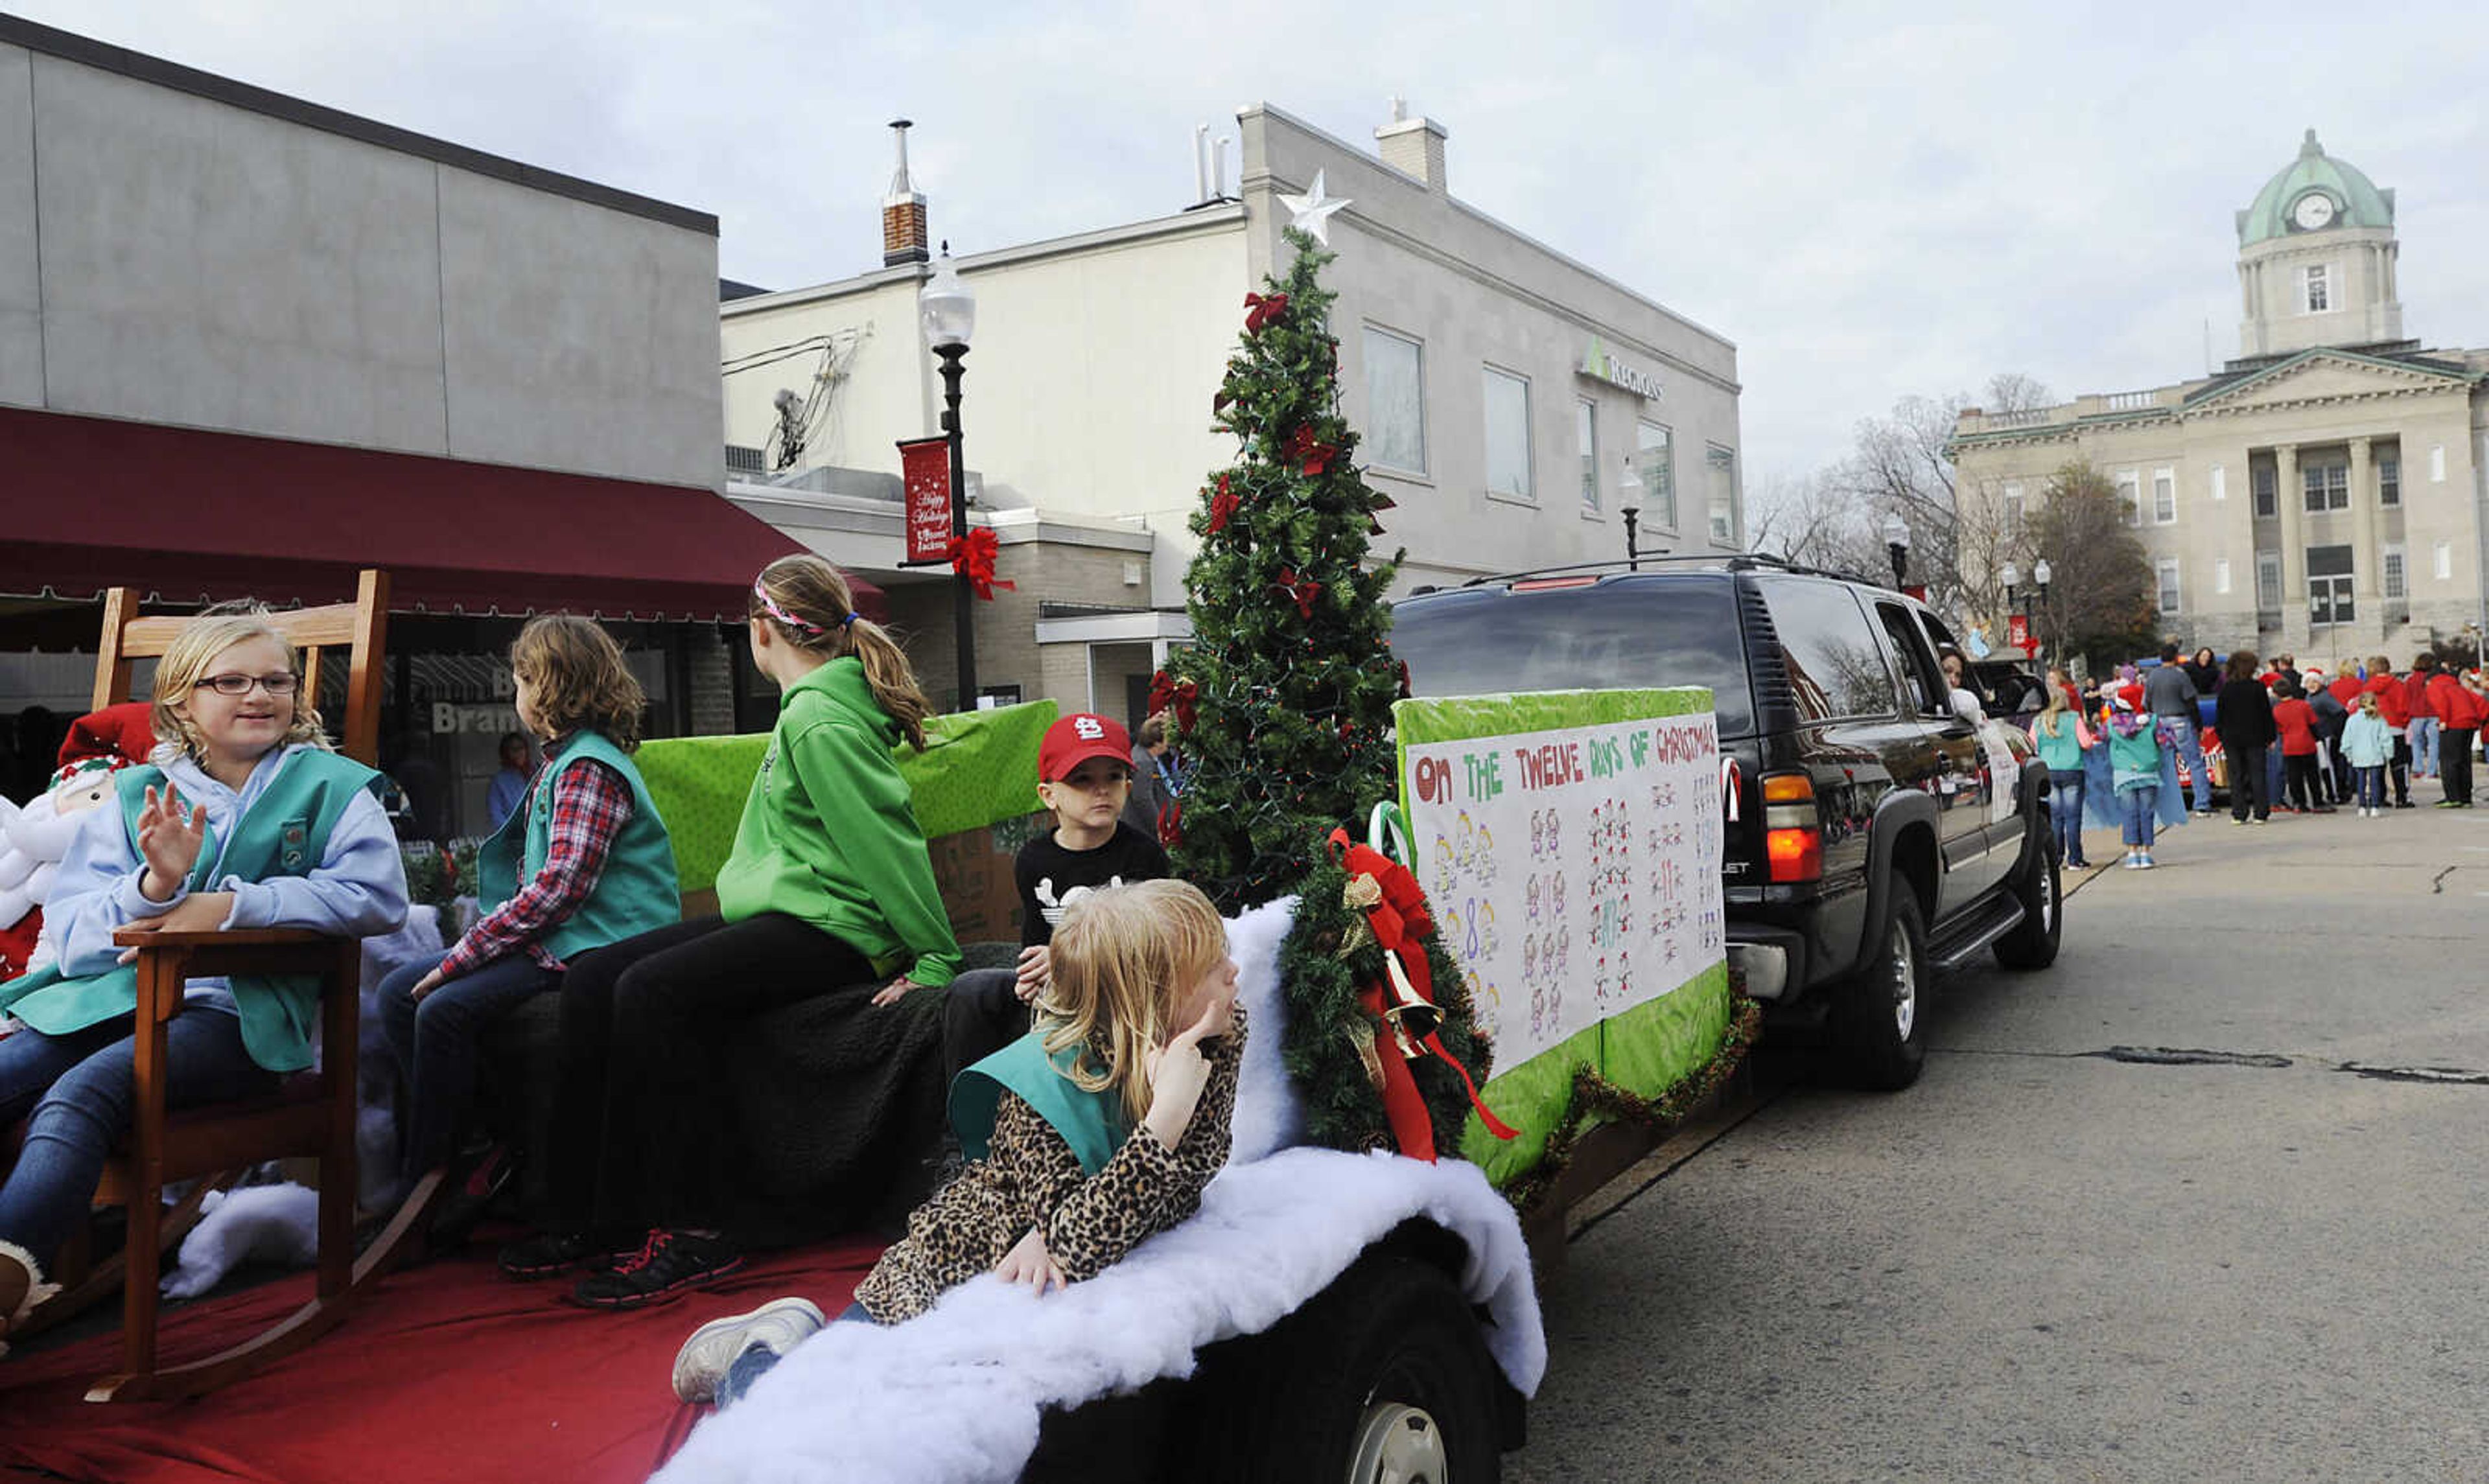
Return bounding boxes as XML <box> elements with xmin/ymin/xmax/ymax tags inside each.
<box><xmin>506</xmin><ymin>555</ymin><xmax>962</xmax><ymax>1309</ymax></box>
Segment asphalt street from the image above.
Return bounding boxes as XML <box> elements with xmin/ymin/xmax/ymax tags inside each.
<box><xmin>1512</xmin><ymin>783</ymin><xmax>2489</xmax><ymax>1482</ymax></box>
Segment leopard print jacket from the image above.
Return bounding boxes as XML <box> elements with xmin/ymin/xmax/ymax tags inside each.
<box><xmin>854</xmin><ymin>1004</ymin><xmax>1248</xmax><ymax>1324</ymax></box>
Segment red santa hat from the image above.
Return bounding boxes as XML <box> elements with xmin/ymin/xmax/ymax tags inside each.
<box><xmin>56</xmin><ymin>701</ymin><xmax>155</xmax><ymax>774</ymax></box>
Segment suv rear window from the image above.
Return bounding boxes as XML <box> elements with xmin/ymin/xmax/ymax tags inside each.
<box><xmin>1391</xmin><ymin>578</ymin><xmax>1757</xmax><ymax>737</ymax></box>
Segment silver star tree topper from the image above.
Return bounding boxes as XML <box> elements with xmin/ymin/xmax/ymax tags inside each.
<box><xmin>1278</xmin><ymin>170</ymin><xmax>1351</xmax><ymax>246</ymax></box>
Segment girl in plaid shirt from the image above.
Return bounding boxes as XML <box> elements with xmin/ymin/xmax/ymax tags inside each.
<box><xmin>378</xmin><ymin>616</ymin><xmax>679</xmax><ymax>1199</ymax></box>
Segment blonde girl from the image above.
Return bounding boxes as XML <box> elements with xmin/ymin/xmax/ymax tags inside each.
<box><xmin>2340</xmin><ymin>688</ymin><xmax>2396</xmax><ymax>816</ymax></box>
<box><xmin>377</xmin><ymin>615</ymin><xmax>680</xmax><ymax>1202</ymax></box>
<box><xmin>0</xmin><ymin>605</ymin><xmax>406</xmax><ymax>1345</ymax></box>
<box><xmin>503</xmin><ymin>555</ymin><xmax>961</xmax><ymax>1308</ymax></box>
<box><xmin>2029</xmin><ymin>673</ymin><xmax>2097</xmax><ymax>869</ymax></box>
<box><xmin>674</xmin><ymin>878</ymin><xmax>1245</xmax><ymax>1407</ymax></box>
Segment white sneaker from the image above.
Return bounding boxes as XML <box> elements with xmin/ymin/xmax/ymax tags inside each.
<box><xmin>672</xmin><ymin>1295</ymin><xmax>828</xmax><ymax>1404</ymax></box>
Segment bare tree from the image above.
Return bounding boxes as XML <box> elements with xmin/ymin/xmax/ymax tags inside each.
<box><xmin>2026</xmin><ymin>462</ymin><xmax>2155</xmax><ymax>664</ymax></box>
<box><xmin>1744</xmin><ymin>468</ymin><xmax>1883</xmax><ymax>578</ymax></box>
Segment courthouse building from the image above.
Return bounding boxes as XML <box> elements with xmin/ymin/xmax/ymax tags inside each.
<box><xmin>721</xmin><ymin>103</ymin><xmax>1746</xmax><ymax>720</ymax></box>
<box><xmin>1949</xmin><ymin>132</ymin><xmax>2489</xmax><ymax>666</ymax></box>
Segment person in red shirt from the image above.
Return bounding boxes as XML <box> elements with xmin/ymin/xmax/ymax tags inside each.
<box><xmin>2328</xmin><ymin>670</ymin><xmax>2365</xmax><ymax>708</ymax></box>
<box><xmin>2424</xmin><ymin>665</ymin><xmax>2478</xmax><ymax>806</ymax></box>
<box><xmin>2366</xmin><ymin>656</ymin><xmax>2414</xmax><ymax>807</ymax></box>
<box><xmin>2404</xmin><ymin>654</ymin><xmax>2443</xmax><ymax>782</ymax></box>
<box><xmin>2271</xmin><ymin>682</ymin><xmax>2330</xmax><ymax>813</ymax></box>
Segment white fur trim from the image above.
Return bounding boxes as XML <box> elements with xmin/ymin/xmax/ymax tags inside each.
<box><xmin>654</xmin><ymin>1149</ymin><xmax>1542</xmax><ymax>1484</ymax></box>
<box><xmin>0</xmin><ymin>1238</ymin><xmax>62</xmax><ymax>1354</ymax></box>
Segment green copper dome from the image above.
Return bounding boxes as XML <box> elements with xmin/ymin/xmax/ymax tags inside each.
<box><xmin>2237</xmin><ymin>130</ymin><xmax>2394</xmax><ymax>246</ymax></box>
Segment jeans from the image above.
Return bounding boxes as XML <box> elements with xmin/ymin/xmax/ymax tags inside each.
<box><xmin>2441</xmin><ymin>729</ymin><xmax>2475</xmax><ymax>804</ymax></box>
<box><xmin>546</xmin><ymin>914</ymin><xmax>877</xmax><ymax>1238</ymax></box>
<box><xmin>2161</xmin><ymin>715</ymin><xmax>2211</xmax><ymax>811</ymax></box>
<box><xmin>2409</xmin><ymin>717</ymin><xmax>2440</xmax><ymax>777</ymax></box>
<box><xmin>2357</xmin><ymin>765</ymin><xmax>2386</xmax><ymax>810</ymax></box>
<box><xmin>714</xmin><ymin>1300</ymin><xmax>872</xmax><ymax>1409</ymax></box>
<box><xmin>2048</xmin><ymin>770</ymin><xmax>2088</xmax><ymax>864</ymax></box>
<box><xmin>2119</xmin><ymin>785</ymin><xmax>2158</xmax><ymax>848</ymax></box>
<box><xmin>2225</xmin><ymin>743</ymin><xmax>2272</xmax><ymax>820</ymax></box>
<box><xmin>0</xmin><ymin>1008</ymin><xmax>275</xmax><ymax>1266</ymax></box>
<box><xmin>943</xmin><ymin>968</ymin><xmax>1032</xmax><ymax>1091</ymax></box>
<box><xmin>379</xmin><ymin>951</ymin><xmax>560</xmax><ymax>1184</ymax></box>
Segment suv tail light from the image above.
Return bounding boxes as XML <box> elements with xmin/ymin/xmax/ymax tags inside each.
<box><xmin>1760</xmin><ymin>772</ymin><xmax>1823</xmax><ymax>883</ymax></box>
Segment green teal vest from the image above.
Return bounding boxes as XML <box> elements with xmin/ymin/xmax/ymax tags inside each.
<box><xmin>0</xmin><ymin>750</ymin><xmax>382</xmax><ymax>1074</ymax></box>
<box><xmin>476</xmin><ymin>730</ymin><xmax>679</xmax><ymax>960</ymax></box>
<box><xmin>949</xmin><ymin>1032</ymin><xmax>1131</xmax><ymax>1176</ymax></box>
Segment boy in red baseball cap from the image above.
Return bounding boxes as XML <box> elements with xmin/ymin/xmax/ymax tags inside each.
<box><xmin>941</xmin><ymin>713</ymin><xmax>1170</xmax><ymax>1087</ymax></box>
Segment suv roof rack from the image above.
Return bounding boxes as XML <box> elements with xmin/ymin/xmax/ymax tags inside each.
<box><xmin>1453</xmin><ymin>552</ymin><xmax>1888</xmax><ymax>590</ymax></box>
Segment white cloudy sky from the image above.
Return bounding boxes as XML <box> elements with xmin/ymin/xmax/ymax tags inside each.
<box><xmin>21</xmin><ymin>0</ymin><xmax>2487</xmax><ymax>482</ymax></box>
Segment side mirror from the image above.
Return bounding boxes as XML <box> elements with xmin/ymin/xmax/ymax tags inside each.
<box><xmin>1949</xmin><ymin>688</ymin><xmax>1986</xmax><ymax>725</ymax></box>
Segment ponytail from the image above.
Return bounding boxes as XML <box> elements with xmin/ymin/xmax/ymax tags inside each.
<box><xmin>750</xmin><ymin>553</ymin><xmax>935</xmax><ymax>750</ymax></box>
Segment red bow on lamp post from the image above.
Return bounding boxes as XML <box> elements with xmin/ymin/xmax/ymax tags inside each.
<box><xmin>1326</xmin><ymin>828</ymin><xmax>1519</xmax><ymax>1162</ymax></box>
<box><xmin>945</xmin><ymin>528</ymin><xmax>1015</xmax><ymax>601</ymax></box>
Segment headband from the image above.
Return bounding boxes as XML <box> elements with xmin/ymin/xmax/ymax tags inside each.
<box><xmin>753</xmin><ymin>579</ymin><xmax>851</xmax><ymax>637</ymax></box>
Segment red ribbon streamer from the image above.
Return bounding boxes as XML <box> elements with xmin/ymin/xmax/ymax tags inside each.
<box><xmin>946</xmin><ymin>528</ymin><xmax>1015</xmax><ymax>601</ymax></box>
<box><xmin>1244</xmin><ymin>291</ymin><xmax>1291</xmax><ymax>334</ymax></box>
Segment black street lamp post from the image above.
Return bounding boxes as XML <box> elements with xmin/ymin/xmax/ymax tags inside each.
<box><xmin>920</xmin><ymin>245</ymin><xmax>979</xmax><ymax>708</ymax></box>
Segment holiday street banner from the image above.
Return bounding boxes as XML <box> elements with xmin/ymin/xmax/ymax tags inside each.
<box><xmin>1396</xmin><ymin>688</ymin><xmax>1731</xmax><ymax>1186</ymax></box>
<box><xmin>898</xmin><ymin>435</ymin><xmax>955</xmax><ymax>564</ymax></box>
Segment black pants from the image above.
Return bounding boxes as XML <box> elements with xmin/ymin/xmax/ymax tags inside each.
<box><xmin>2442</xmin><ymin>729</ymin><xmax>2476</xmax><ymax>804</ymax></box>
<box><xmin>2225</xmin><ymin>741</ymin><xmax>2272</xmax><ymax>820</ymax></box>
<box><xmin>942</xmin><ymin>967</ymin><xmax>1032</xmax><ymax>1089</ymax></box>
<box><xmin>546</xmin><ymin>913</ymin><xmax>876</xmax><ymax>1238</ymax></box>
<box><xmin>2390</xmin><ymin>737</ymin><xmax>2412</xmax><ymax>805</ymax></box>
<box><xmin>2284</xmin><ymin>753</ymin><xmax>2324</xmax><ymax>811</ymax></box>
<box><xmin>2329</xmin><ymin>730</ymin><xmax>2354</xmax><ymax>801</ymax></box>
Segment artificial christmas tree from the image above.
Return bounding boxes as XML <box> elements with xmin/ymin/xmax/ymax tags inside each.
<box><xmin>1158</xmin><ymin>226</ymin><xmax>1408</xmax><ymax>910</ymax></box>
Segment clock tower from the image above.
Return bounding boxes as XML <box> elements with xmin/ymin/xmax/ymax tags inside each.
<box><xmin>2236</xmin><ymin>130</ymin><xmax>2402</xmax><ymax>357</ymax></box>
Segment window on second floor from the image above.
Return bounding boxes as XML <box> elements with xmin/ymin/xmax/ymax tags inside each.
<box><xmin>1637</xmin><ymin>421</ymin><xmax>1676</xmax><ymax>529</ymax></box>
<box><xmin>2252</xmin><ymin>463</ymin><xmax>2278</xmax><ymax>518</ymax></box>
<box><xmin>2302</xmin><ymin>462</ymin><xmax>2348</xmax><ymax>512</ymax></box>
<box><xmin>1482</xmin><ymin>365</ymin><xmax>1532</xmax><ymax>501</ymax></box>
<box><xmin>2116</xmin><ymin>469</ymin><xmax>2142</xmax><ymax>527</ymax></box>
<box><xmin>2153</xmin><ymin>468</ymin><xmax>2177</xmax><ymax>523</ymax></box>
<box><xmin>1705</xmin><ymin>445</ymin><xmax>1738</xmax><ymax>546</ymax></box>
<box><xmin>1361</xmin><ymin>325</ymin><xmax>1427</xmax><ymax>475</ymax></box>
<box><xmin>2379</xmin><ymin>455</ymin><xmax>2401</xmax><ymax>506</ymax></box>
<box><xmin>2002</xmin><ymin>481</ymin><xmax>2024</xmax><ymax>538</ymax></box>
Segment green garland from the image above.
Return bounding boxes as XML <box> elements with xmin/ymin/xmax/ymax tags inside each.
<box><xmin>1273</xmin><ymin>831</ymin><xmax>1495</xmax><ymax>1158</ymax></box>
<box><xmin>1497</xmin><ymin>995</ymin><xmax>1765</xmax><ymax>1217</ymax></box>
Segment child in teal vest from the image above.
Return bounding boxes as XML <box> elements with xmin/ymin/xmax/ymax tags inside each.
<box><xmin>2103</xmin><ymin>686</ymin><xmax>2167</xmax><ymax>870</ymax></box>
<box><xmin>377</xmin><ymin>616</ymin><xmax>679</xmax><ymax>1203</ymax></box>
<box><xmin>2028</xmin><ymin>671</ymin><xmax>2097</xmax><ymax>870</ymax></box>
<box><xmin>671</xmin><ymin>878</ymin><xmax>1246</xmax><ymax>1408</ymax></box>
<box><xmin>0</xmin><ymin>606</ymin><xmax>406</xmax><ymax>1346</ymax></box>
<box><xmin>501</xmin><ymin>555</ymin><xmax>963</xmax><ymax>1308</ymax></box>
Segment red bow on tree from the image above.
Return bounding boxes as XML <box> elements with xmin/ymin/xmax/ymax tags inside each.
<box><xmin>1284</xmin><ymin>424</ymin><xmax>1335</xmax><ymax>476</ymax></box>
<box><xmin>1278</xmin><ymin>568</ymin><xmax>1323</xmax><ymax>620</ymax></box>
<box><xmin>1244</xmin><ymin>292</ymin><xmax>1290</xmax><ymax>334</ymax></box>
<box><xmin>1147</xmin><ymin>670</ymin><xmax>1199</xmax><ymax>732</ymax></box>
<box><xmin>1326</xmin><ymin>828</ymin><xmax>1519</xmax><ymax>1161</ymax></box>
<box><xmin>946</xmin><ymin>528</ymin><xmax>1015</xmax><ymax>601</ymax></box>
<box><xmin>1206</xmin><ymin>474</ymin><xmax>1240</xmax><ymax>535</ymax></box>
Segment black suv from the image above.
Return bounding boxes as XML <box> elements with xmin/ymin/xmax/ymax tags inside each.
<box><xmin>1391</xmin><ymin>558</ymin><xmax>2063</xmax><ymax>1089</ymax></box>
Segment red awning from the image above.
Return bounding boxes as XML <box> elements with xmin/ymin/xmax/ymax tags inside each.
<box><xmin>0</xmin><ymin>407</ymin><xmax>884</xmax><ymax>622</ymax></box>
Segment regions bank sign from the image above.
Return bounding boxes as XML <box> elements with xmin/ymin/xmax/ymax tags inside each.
<box><xmin>1578</xmin><ymin>337</ymin><xmax>1663</xmax><ymax>400</ymax></box>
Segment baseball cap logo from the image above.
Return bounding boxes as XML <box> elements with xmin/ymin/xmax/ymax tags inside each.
<box><xmin>1075</xmin><ymin>717</ymin><xmax>1105</xmax><ymax>740</ymax></box>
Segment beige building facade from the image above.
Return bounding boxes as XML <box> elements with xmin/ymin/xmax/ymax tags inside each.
<box><xmin>1950</xmin><ymin>132</ymin><xmax>2489</xmax><ymax>669</ymax></box>
<box><xmin>720</xmin><ymin>103</ymin><xmax>1745</xmax><ymax>718</ymax></box>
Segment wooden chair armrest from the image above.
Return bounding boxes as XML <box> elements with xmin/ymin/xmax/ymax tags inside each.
<box><xmin>111</xmin><ymin>926</ymin><xmax>344</xmax><ymax>949</ymax></box>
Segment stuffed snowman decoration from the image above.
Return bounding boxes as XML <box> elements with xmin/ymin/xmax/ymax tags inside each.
<box><xmin>0</xmin><ymin>758</ymin><xmax>130</xmax><ymax>982</ymax></box>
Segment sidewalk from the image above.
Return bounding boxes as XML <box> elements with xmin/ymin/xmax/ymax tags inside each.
<box><xmin>2066</xmin><ymin>766</ymin><xmax>2483</xmax><ymax>881</ymax></box>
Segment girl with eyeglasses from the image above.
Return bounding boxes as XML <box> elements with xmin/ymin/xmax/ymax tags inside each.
<box><xmin>0</xmin><ymin>604</ymin><xmax>407</xmax><ymax>1346</ymax></box>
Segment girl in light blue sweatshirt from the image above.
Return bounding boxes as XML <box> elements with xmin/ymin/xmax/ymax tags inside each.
<box><xmin>2340</xmin><ymin>690</ymin><xmax>2395</xmax><ymax>817</ymax></box>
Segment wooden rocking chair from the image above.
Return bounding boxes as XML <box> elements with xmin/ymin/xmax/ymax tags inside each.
<box><xmin>7</xmin><ymin>570</ymin><xmax>419</xmax><ymax>1401</ymax></box>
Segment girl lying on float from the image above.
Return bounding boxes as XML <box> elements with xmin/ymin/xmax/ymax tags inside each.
<box><xmin>653</xmin><ymin>850</ymin><xmax>1543</xmax><ymax>1484</ymax></box>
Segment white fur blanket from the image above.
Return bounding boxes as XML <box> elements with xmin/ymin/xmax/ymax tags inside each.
<box><xmin>654</xmin><ymin>898</ymin><xmax>1545</xmax><ymax>1484</ymax></box>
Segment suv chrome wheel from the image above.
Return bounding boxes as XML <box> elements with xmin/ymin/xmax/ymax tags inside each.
<box><xmin>1347</xmin><ymin>1401</ymin><xmax>1448</xmax><ymax>1483</ymax></box>
<box><xmin>1886</xmin><ymin>916</ymin><xmax>1917</xmax><ymax>1041</ymax></box>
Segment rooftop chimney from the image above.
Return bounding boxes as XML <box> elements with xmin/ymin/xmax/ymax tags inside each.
<box><xmin>883</xmin><ymin>119</ymin><xmax>929</xmax><ymax>267</ymax></box>
<box><xmin>1375</xmin><ymin>97</ymin><xmax>1447</xmax><ymax>192</ymax></box>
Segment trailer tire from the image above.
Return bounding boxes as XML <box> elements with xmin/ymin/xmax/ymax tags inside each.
<box><xmin>1190</xmin><ymin>1246</ymin><xmax>1502</xmax><ymax>1483</ymax></box>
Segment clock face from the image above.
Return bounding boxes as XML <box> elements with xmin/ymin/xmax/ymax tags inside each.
<box><xmin>2293</xmin><ymin>192</ymin><xmax>2336</xmax><ymax>231</ymax></box>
